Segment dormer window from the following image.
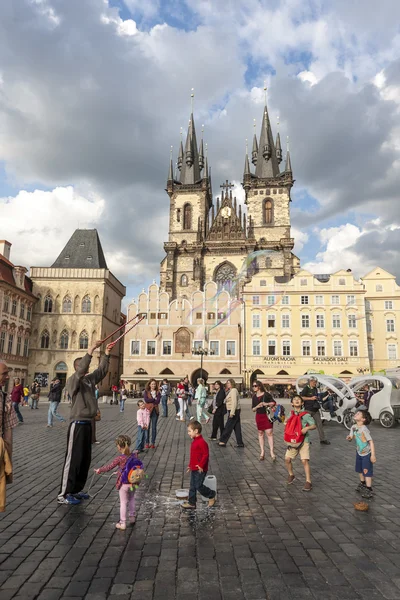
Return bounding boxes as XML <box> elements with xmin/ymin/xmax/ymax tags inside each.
<box><xmin>79</xmin><ymin>243</ymin><xmax>85</xmax><ymax>247</ymax></box>
<box><xmin>87</xmin><ymin>255</ymin><xmax>92</xmax><ymax>262</ymax></box>
<box><xmin>64</xmin><ymin>255</ymin><xmax>70</xmax><ymax>262</ymax></box>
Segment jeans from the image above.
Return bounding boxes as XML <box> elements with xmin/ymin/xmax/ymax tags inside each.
<box><xmin>48</xmin><ymin>401</ymin><xmax>65</xmax><ymax>426</ymax></box>
<box><xmin>322</xmin><ymin>398</ymin><xmax>336</xmax><ymax>416</ymax></box>
<box><xmin>145</xmin><ymin>410</ymin><xmax>159</xmax><ymax>445</ymax></box>
<box><xmin>119</xmin><ymin>484</ymin><xmax>136</xmax><ymax>523</ymax></box>
<box><xmin>211</xmin><ymin>410</ymin><xmax>225</xmax><ymax>439</ymax></box>
<box><xmin>307</xmin><ymin>410</ymin><xmax>326</xmax><ymax>441</ymax></box>
<box><xmin>220</xmin><ymin>409</ymin><xmax>243</xmax><ymax>445</ymax></box>
<box><xmin>31</xmin><ymin>396</ymin><xmax>39</xmax><ymax>409</ymax></box>
<box><xmin>136</xmin><ymin>426</ymin><xmax>146</xmax><ymax>451</ymax></box>
<box><xmin>189</xmin><ymin>471</ymin><xmax>216</xmax><ymax>505</ymax></box>
<box><xmin>12</xmin><ymin>402</ymin><xmax>23</xmax><ymax>423</ymax></box>
<box><xmin>161</xmin><ymin>395</ymin><xmax>168</xmax><ymax>417</ymax></box>
<box><xmin>120</xmin><ymin>398</ymin><xmax>126</xmax><ymax>412</ymax></box>
<box><xmin>174</xmin><ymin>396</ymin><xmax>180</xmax><ymax>415</ymax></box>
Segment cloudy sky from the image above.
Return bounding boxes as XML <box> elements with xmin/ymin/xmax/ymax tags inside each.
<box><xmin>1</xmin><ymin>0</ymin><xmax>400</xmax><ymax>304</ymax></box>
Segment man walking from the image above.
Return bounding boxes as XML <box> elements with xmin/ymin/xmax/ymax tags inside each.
<box><xmin>0</xmin><ymin>361</ymin><xmax>18</xmax><ymax>469</ymax></box>
<box><xmin>47</xmin><ymin>378</ymin><xmax>66</xmax><ymax>427</ymax></box>
<box><xmin>301</xmin><ymin>377</ymin><xmax>330</xmax><ymax>445</ymax></box>
<box><xmin>57</xmin><ymin>340</ymin><xmax>114</xmax><ymax>505</ymax></box>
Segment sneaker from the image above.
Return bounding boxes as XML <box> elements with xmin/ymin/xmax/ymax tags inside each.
<box><xmin>320</xmin><ymin>440</ymin><xmax>331</xmax><ymax>445</ymax></box>
<box><xmin>74</xmin><ymin>492</ymin><xmax>89</xmax><ymax>500</ymax></box>
<box><xmin>47</xmin><ymin>425</ymin><xmax>53</xmax><ymax>428</ymax></box>
<box><xmin>361</xmin><ymin>488</ymin><xmax>374</xmax><ymax>500</ymax></box>
<box><xmin>235</xmin><ymin>444</ymin><xmax>245</xmax><ymax>448</ymax></box>
<box><xmin>57</xmin><ymin>494</ymin><xmax>81</xmax><ymax>505</ymax></box>
<box><xmin>94</xmin><ymin>441</ymin><xmax>100</xmax><ymax>445</ymax></box>
<box><xmin>209</xmin><ymin>437</ymin><xmax>217</xmax><ymax>441</ymax></box>
<box><xmin>150</xmin><ymin>444</ymin><xmax>155</xmax><ymax>449</ymax></box>
<box><xmin>181</xmin><ymin>502</ymin><xmax>196</xmax><ymax>510</ymax></box>
<box><xmin>145</xmin><ymin>444</ymin><xmax>150</xmax><ymax>449</ymax></box>
<box><xmin>303</xmin><ymin>481</ymin><xmax>312</xmax><ymax>492</ymax></box>
<box><xmin>287</xmin><ymin>475</ymin><xmax>295</xmax><ymax>485</ymax></box>
<box><xmin>129</xmin><ymin>515</ymin><xmax>136</xmax><ymax>525</ymax></box>
<box><xmin>189</xmin><ymin>416</ymin><xmax>195</xmax><ymax>421</ymax></box>
<box><xmin>115</xmin><ymin>521</ymin><xmax>126</xmax><ymax>530</ymax></box>
<box><xmin>208</xmin><ymin>496</ymin><xmax>217</xmax><ymax>508</ymax></box>
<box><xmin>356</xmin><ymin>482</ymin><xmax>366</xmax><ymax>493</ymax></box>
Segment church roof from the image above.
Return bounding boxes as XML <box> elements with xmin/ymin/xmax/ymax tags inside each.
<box><xmin>51</xmin><ymin>229</ymin><xmax>108</xmax><ymax>269</ymax></box>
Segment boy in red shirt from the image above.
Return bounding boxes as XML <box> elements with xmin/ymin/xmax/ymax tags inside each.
<box><xmin>182</xmin><ymin>420</ymin><xmax>216</xmax><ymax>509</ymax></box>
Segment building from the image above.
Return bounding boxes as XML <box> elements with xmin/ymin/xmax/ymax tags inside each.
<box><xmin>122</xmin><ymin>281</ymin><xmax>242</xmax><ymax>389</ymax></box>
<box><xmin>362</xmin><ymin>267</ymin><xmax>400</xmax><ymax>373</ymax></box>
<box><xmin>28</xmin><ymin>229</ymin><xmax>126</xmax><ymax>392</ymax></box>
<box><xmin>0</xmin><ymin>241</ymin><xmax>36</xmax><ymax>391</ymax></box>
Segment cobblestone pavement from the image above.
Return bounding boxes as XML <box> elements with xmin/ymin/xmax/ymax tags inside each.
<box><xmin>1</xmin><ymin>400</ymin><xmax>400</xmax><ymax>600</ymax></box>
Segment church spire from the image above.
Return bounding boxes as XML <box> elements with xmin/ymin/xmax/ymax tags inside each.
<box><xmin>167</xmin><ymin>146</ymin><xmax>174</xmax><ymax>182</ymax></box>
<box><xmin>198</xmin><ymin>125</ymin><xmax>205</xmax><ymax>171</ymax></box>
<box><xmin>244</xmin><ymin>139</ymin><xmax>251</xmax><ymax>177</ymax></box>
<box><xmin>254</xmin><ymin>86</ymin><xmax>280</xmax><ymax>179</ymax></box>
<box><xmin>251</xmin><ymin>119</ymin><xmax>258</xmax><ymax>166</ymax></box>
<box><xmin>285</xmin><ymin>136</ymin><xmax>292</xmax><ymax>174</ymax></box>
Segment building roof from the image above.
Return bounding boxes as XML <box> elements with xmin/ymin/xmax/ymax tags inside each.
<box><xmin>51</xmin><ymin>229</ymin><xmax>108</xmax><ymax>269</ymax></box>
<box><xmin>0</xmin><ymin>255</ymin><xmax>35</xmax><ymax>296</ymax></box>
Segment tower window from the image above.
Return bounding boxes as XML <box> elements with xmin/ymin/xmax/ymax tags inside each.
<box><xmin>263</xmin><ymin>199</ymin><xmax>273</xmax><ymax>225</ymax></box>
<box><xmin>183</xmin><ymin>203</ymin><xmax>192</xmax><ymax>230</ymax></box>
<box><xmin>181</xmin><ymin>274</ymin><xmax>188</xmax><ymax>287</ymax></box>
<box><xmin>177</xmin><ymin>208</ymin><xmax>181</xmax><ymax>223</ymax></box>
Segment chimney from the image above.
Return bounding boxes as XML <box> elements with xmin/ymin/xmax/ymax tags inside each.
<box><xmin>0</xmin><ymin>240</ymin><xmax>11</xmax><ymax>261</ymax></box>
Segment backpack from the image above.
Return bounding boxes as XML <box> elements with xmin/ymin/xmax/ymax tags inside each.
<box><xmin>120</xmin><ymin>454</ymin><xmax>145</xmax><ymax>491</ymax></box>
<box><xmin>284</xmin><ymin>411</ymin><xmax>308</xmax><ymax>448</ymax></box>
<box><xmin>268</xmin><ymin>404</ymin><xmax>286</xmax><ymax>423</ymax></box>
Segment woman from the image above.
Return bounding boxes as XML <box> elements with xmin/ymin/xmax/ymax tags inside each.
<box><xmin>176</xmin><ymin>379</ymin><xmax>186</xmax><ymax>422</ymax></box>
<box><xmin>252</xmin><ymin>380</ymin><xmax>276</xmax><ymax>461</ymax></box>
<box><xmin>195</xmin><ymin>379</ymin><xmax>210</xmax><ymax>424</ymax></box>
<box><xmin>143</xmin><ymin>379</ymin><xmax>161</xmax><ymax>448</ymax></box>
<box><xmin>11</xmin><ymin>378</ymin><xmax>24</xmax><ymax>424</ymax></box>
<box><xmin>218</xmin><ymin>379</ymin><xmax>244</xmax><ymax>447</ymax></box>
<box><xmin>210</xmin><ymin>381</ymin><xmax>226</xmax><ymax>440</ymax></box>
<box><xmin>119</xmin><ymin>383</ymin><xmax>128</xmax><ymax>413</ymax></box>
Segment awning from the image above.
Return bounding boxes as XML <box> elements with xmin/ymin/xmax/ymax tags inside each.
<box><xmin>260</xmin><ymin>378</ymin><xmax>296</xmax><ymax>385</ymax></box>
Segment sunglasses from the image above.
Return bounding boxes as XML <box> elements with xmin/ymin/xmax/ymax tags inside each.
<box><xmin>252</xmin><ymin>384</ymin><xmax>258</xmax><ymax>388</ymax></box>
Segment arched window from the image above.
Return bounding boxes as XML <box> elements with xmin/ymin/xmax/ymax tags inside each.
<box><xmin>79</xmin><ymin>330</ymin><xmax>89</xmax><ymax>350</ymax></box>
<box><xmin>183</xmin><ymin>203</ymin><xmax>192</xmax><ymax>230</ymax></box>
<box><xmin>60</xmin><ymin>330</ymin><xmax>69</xmax><ymax>350</ymax></box>
<box><xmin>181</xmin><ymin>274</ymin><xmax>188</xmax><ymax>287</ymax></box>
<box><xmin>82</xmin><ymin>295</ymin><xmax>91</xmax><ymax>313</ymax></box>
<box><xmin>62</xmin><ymin>296</ymin><xmax>72</xmax><ymax>313</ymax></box>
<box><xmin>214</xmin><ymin>262</ymin><xmax>237</xmax><ymax>291</ymax></box>
<box><xmin>264</xmin><ymin>199</ymin><xmax>273</xmax><ymax>225</ymax></box>
<box><xmin>40</xmin><ymin>329</ymin><xmax>50</xmax><ymax>349</ymax></box>
<box><xmin>44</xmin><ymin>295</ymin><xmax>53</xmax><ymax>313</ymax></box>
<box><xmin>265</xmin><ymin>257</ymin><xmax>272</xmax><ymax>268</ymax></box>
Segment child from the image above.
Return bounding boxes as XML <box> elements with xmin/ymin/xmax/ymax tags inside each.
<box><xmin>23</xmin><ymin>386</ymin><xmax>29</xmax><ymax>407</ymax></box>
<box><xmin>182</xmin><ymin>421</ymin><xmax>216</xmax><ymax>509</ymax></box>
<box><xmin>284</xmin><ymin>395</ymin><xmax>316</xmax><ymax>491</ymax></box>
<box><xmin>94</xmin><ymin>434</ymin><xmax>140</xmax><ymax>530</ymax></box>
<box><xmin>347</xmin><ymin>409</ymin><xmax>376</xmax><ymax>499</ymax></box>
<box><xmin>136</xmin><ymin>400</ymin><xmax>150</xmax><ymax>452</ymax></box>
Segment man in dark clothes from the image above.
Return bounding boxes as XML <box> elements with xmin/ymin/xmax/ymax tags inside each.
<box><xmin>301</xmin><ymin>377</ymin><xmax>330</xmax><ymax>445</ymax></box>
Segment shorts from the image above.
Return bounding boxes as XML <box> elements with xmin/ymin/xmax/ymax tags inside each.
<box><xmin>285</xmin><ymin>442</ymin><xmax>310</xmax><ymax>461</ymax></box>
<box><xmin>355</xmin><ymin>453</ymin><xmax>373</xmax><ymax>477</ymax></box>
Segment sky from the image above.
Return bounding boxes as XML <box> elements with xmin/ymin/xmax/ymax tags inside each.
<box><xmin>1</xmin><ymin>0</ymin><xmax>400</xmax><ymax>305</ymax></box>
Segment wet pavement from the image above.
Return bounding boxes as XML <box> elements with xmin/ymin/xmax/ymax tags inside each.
<box><xmin>1</xmin><ymin>400</ymin><xmax>400</xmax><ymax>599</ymax></box>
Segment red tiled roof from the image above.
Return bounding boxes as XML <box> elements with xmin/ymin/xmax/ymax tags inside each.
<box><xmin>0</xmin><ymin>256</ymin><xmax>36</xmax><ymax>298</ymax></box>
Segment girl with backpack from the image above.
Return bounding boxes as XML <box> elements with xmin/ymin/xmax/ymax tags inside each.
<box><xmin>251</xmin><ymin>381</ymin><xmax>276</xmax><ymax>461</ymax></box>
<box><xmin>284</xmin><ymin>395</ymin><xmax>316</xmax><ymax>491</ymax></box>
<box><xmin>94</xmin><ymin>434</ymin><xmax>143</xmax><ymax>530</ymax></box>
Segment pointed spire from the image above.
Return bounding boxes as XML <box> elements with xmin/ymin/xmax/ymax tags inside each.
<box><xmin>251</xmin><ymin>119</ymin><xmax>258</xmax><ymax>166</ymax></box>
<box><xmin>254</xmin><ymin>86</ymin><xmax>280</xmax><ymax>178</ymax></box>
<box><xmin>167</xmin><ymin>146</ymin><xmax>174</xmax><ymax>182</ymax></box>
<box><xmin>177</xmin><ymin>128</ymin><xmax>183</xmax><ymax>171</ymax></box>
<box><xmin>275</xmin><ymin>117</ymin><xmax>282</xmax><ymax>163</ymax></box>
<box><xmin>285</xmin><ymin>136</ymin><xmax>292</xmax><ymax>174</ymax></box>
<box><xmin>198</xmin><ymin>124</ymin><xmax>205</xmax><ymax>171</ymax></box>
<box><xmin>244</xmin><ymin>138</ymin><xmax>251</xmax><ymax>177</ymax></box>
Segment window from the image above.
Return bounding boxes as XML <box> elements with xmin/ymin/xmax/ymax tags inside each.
<box><xmin>177</xmin><ymin>208</ymin><xmax>181</xmax><ymax>222</ymax></box>
<box><xmin>264</xmin><ymin>199</ymin><xmax>273</xmax><ymax>224</ymax></box>
<box><xmin>301</xmin><ymin>314</ymin><xmax>310</xmax><ymax>328</ymax></box>
<box><xmin>376</xmin><ymin>284</ymin><xmax>383</xmax><ymax>292</ymax></box>
<box><xmin>347</xmin><ymin>295</ymin><xmax>355</xmax><ymax>306</ymax></box>
<box><xmin>267</xmin><ymin>295</ymin><xmax>275</xmax><ymax>306</ymax></box>
<box><xmin>193</xmin><ymin>341</ymin><xmax>202</xmax><ymax>351</ymax></box>
<box><xmin>82</xmin><ymin>296</ymin><xmax>91</xmax><ymax>313</ymax></box>
<box><xmin>11</xmin><ymin>299</ymin><xmax>17</xmax><ymax>316</ymax></box>
<box><xmin>146</xmin><ymin>341</ymin><xmax>156</xmax><ymax>355</ymax></box>
<box><xmin>349</xmin><ymin>341</ymin><xmax>358</xmax><ymax>357</ymax></box>
<box><xmin>317</xmin><ymin>340</ymin><xmax>325</xmax><ymax>356</ymax></box>
<box><xmin>316</xmin><ymin>314</ymin><xmax>325</xmax><ymax>328</ymax></box>
<box><xmin>27</xmin><ymin>306</ymin><xmax>31</xmax><ymax>321</ymax></box>
<box><xmin>0</xmin><ymin>332</ymin><xmax>5</xmax><ymax>353</ymax></box>
<box><xmin>60</xmin><ymin>330</ymin><xmax>69</xmax><ymax>350</ymax></box>
<box><xmin>44</xmin><ymin>295</ymin><xmax>53</xmax><ymax>313</ymax></box>
<box><xmin>163</xmin><ymin>341</ymin><xmax>172</xmax><ymax>355</ymax></box>
<box><xmin>301</xmin><ymin>296</ymin><xmax>309</xmax><ymax>305</ymax></box>
<box><xmin>368</xmin><ymin>344</ymin><xmax>374</xmax><ymax>360</ymax></box>
<box><xmin>388</xmin><ymin>344</ymin><xmax>397</xmax><ymax>360</ymax></box>
<box><xmin>267</xmin><ymin>314</ymin><xmax>276</xmax><ymax>328</ymax></box>
<box><xmin>282</xmin><ymin>314</ymin><xmax>290</xmax><ymax>328</ymax></box>
<box><xmin>282</xmin><ymin>340</ymin><xmax>291</xmax><ymax>356</ymax></box>
<box><xmin>252</xmin><ymin>295</ymin><xmax>260</xmax><ymax>305</ymax></box>
<box><xmin>158</xmin><ymin>313</ymin><xmax>168</xmax><ymax>319</ymax></box>
<box><xmin>86</xmin><ymin>255</ymin><xmax>92</xmax><ymax>263</ymax></box>
<box><xmin>183</xmin><ymin>203</ymin><xmax>192</xmax><ymax>229</ymax></box>
<box><xmin>302</xmin><ymin>341</ymin><xmax>311</xmax><ymax>356</ymax></box>
<box><xmin>217</xmin><ymin>312</ymin><xmax>226</xmax><ymax>320</ymax></box>
<box><xmin>339</xmin><ymin>278</ymin><xmax>345</xmax><ymax>285</ymax></box>
<box><xmin>282</xmin><ymin>295</ymin><xmax>289</xmax><ymax>305</ymax></box>
<box><xmin>20</xmin><ymin>303</ymin><xmax>25</xmax><ymax>319</ymax></box>
<box><xmin>385</xmin><ymin>300</ymin><xmax>393</xmax><ymax>310</ymax></box>
<box><xmin>3</xmin><ymin>295</ymin><xmax>9</xmax><ymax>312</ymax></box>
<box><xmin>131</xmin><ymin>341</ymin><xmax>140</xmax><ymax>355</ymax></box>
<box><xmin>150</xmin><ymin>313</ymin><xmax>156</xmax><ymax>319</ymax></box>
<box><xmin>181</xmin><ymin>274</ymin><xmax>188</xmax><ymax>287</ymax></box>
<box><xmin>333</xmin><ymin>340</ymin><xmax>343</xmax><ymax>356</ymax></box>
<box><xmin>226</xmin><ymin>341</ymin><xmax>236</xmax><ymax>356</ymax></box>
<box><xmin>386</xmin><ymin>319</ymin><xmax>395</xmax><ymax>332</ymax></box>
<box><xmin>79</xmin><ymin>331</ymin><xmax>89</xmax><ymax>350</ymax></box>
<box><xmin>7</xmin><ymin>334</ymin><xmax>13</xmax><ymax>354</ymax></box>
<box><xmin>63</xmin><ymin>296</ymin><xmax>72</xmax><ymax>313</ymax></box>
<box><xmin>16</xmin><ymin>336</ymin><xmax>21</xmax><ymax>356</ymax></box>
<box><xmin>301</xmin><ymin>279</ymin><xmax>307</xmax><ymax>286</ymax></box>
<box><xmin>207</xmin><ymin>312</ymin><xmax>215</xmax><ymax>320</ymax></box>
<box><xmin>23</xmin><ymin>338</ymin><xmax>29</xmax><ymax>358</ymax></box>
<box><xmin>366</xmin><ymin>319</ymin><xmax>372</xmax><ymax>333</ymax></box>
<box><xmin>252</xmin><ymin>314</ymin><xmax>260</xmax><ymax>328</ymax></box>
<box><xmin>210</xmin><ymin>341</ymin><xmax>219</xmax><ymax>356</ymax></box>
<box><xmin>331</xmin><ymin>295</ymin><xmax>340</xmax><ymax>305</ymax></box>
<box><xmin>268</xmin><ymin>340</ymin><xmax>276</xmax><ymax>356</ymax></box>
<box><xmin>348</xmin><ymin>314</ymin><xmax>357</xmax><ymax>328</ymax></box>
<box><xmin>260</xmin><ymin>279</ymin><xmax>267</xmax><ymax>286</ymax></box>
<box><xmin>40</xmin><ymin>330</ymin><xmax>50</xmax><ymax>349</ymax></box>
<box><xmin>315</xmin><ymin>295</ymin><xmax>324</xmax><ymax>305</ymax></box>
<box><xmin>332</xmin><ymin>314</ymin><xmax>341</xmax><ymax>329</ymax></box>
<box><xmin>252</xmin><ymin>340</ymin><xmax>261</xmax><ymax>356</ymax></box>
<box><xmin>196</xmin><ymin>313</ymin><xmax>202</xmax><ymax>320</ymax></box>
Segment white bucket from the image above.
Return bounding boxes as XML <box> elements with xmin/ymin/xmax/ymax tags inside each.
<box><xmin>200</xmin><ymin>475</ymin><xmax>217</xmax><ymax>502</ymax></box>
<box><xmin>175</xmin><ymin>489</ymin><xmax>189</xmax><ymax>504</ymax></box>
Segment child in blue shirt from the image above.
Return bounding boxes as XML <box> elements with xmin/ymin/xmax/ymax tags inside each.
<box><xmin>347</xmin><ymin>409</ymin><xmax>376</xmax><ymax>499</ymax></box>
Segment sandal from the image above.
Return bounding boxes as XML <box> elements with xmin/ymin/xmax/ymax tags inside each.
<box><xmin>271</xmin><ymin>455</ymin><xmax>276</xmax><ymax>461</ymax></box>
<box><xmin>259</xmin><ymin>455</ymin><xmax>265</xmax><ymax>461</ymax></box>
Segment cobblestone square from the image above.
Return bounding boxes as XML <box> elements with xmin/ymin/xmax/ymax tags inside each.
<box><xmin>1</xmin><ymin>401</ymin><xmax>400</xmax><ymax>599</ymax></box>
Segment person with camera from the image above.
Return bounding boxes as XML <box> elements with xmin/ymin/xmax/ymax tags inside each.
<box><xmin>47</xmin><ymin>377</ymin><xmax>66</xmax><ymax>427</ymax></box>
<box><xmin>301</xmin><ymin>377</ymin><xmax>330</xmax><ymax>445</ymax></box>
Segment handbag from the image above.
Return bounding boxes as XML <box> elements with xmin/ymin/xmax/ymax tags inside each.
<box><xmin>95</xmin><ymin>409</ymin><xmax>101</xmax><ymax>422</ymax></box>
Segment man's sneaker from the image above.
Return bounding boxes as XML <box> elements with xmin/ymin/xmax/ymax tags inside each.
<box><xmin>356</xmin><ymin>482</ymin><xmax>366</xmax><ymax>493</ymax></box>
<box><xmin>189</xmin><ymin>416</ymin><xmax>195</xmax><ymax>420</ymax></box>
<box><xmin>74</xmin><ymin>492</ymin><xmax>89</xmax><ymax>500</ymax></box>
<box><xmin>361</xmin><ymin>488</ymin><xmax>374</xmax><ymax>500</ymax></box>
<box><xmin>208</xmin><ymin>496</ymin><xmax>217</xmax><ymax>508</ymax></box>
<box><xmin>145</xmin><ymin>444</ymin><xmax>150</xmax><ymax>449</ymax></box>
<box><xmin>57</xmin><ymin>494</ymin><xmax>81</xmax><ymax>505</ymax></box>
<box><xmin>181</xmin><ymin>502</ymin><xmax>196</xmax><ymax>510</ymax></box>
<box><xmin>287</xmin><ymin>475</ymin><xmax>295</xmax><ymax>485</ymax></box>
<box><xmin>303</xmin><ymin>481</ymin><xmax>312</xmax><ymax>492</ymax></box>
<box><xmin>320</xmin><ymin>440</ymin><xmax>331</xmax><ymax>445</ymax></box>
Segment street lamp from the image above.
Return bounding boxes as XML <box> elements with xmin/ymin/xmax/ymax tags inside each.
<box><xmin>243</xmin><ymin>368</ymin><xmax>254</xmax><ymax>394</ymax></box>
<box><xmin>192</xmin><ymin>346</ymin><xmax>214</xmax><ymax>380</ymax></box>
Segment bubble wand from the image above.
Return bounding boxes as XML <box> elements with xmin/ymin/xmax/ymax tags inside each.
<box><xmin>99</xmin><ymin>314</ymin><xmax>145</xmax><ymax>345</ymax></box>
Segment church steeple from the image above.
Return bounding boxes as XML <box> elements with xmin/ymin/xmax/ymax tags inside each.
<box><xmin>285</xmin><ymin>137</ymin><xmax>292</xmax><ymax>175</ymax></box>
<box><xmin>254</xmin><ymin>93</ymin><xmax>280</xmax><ymax>179</ymax></box>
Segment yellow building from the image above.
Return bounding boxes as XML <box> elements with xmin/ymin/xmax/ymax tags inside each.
<box><xmin>28</xmin><ymin>230</ymin><xmax>126</xmax><ymax>392</ymax></box>
<box><xmin>361</xmin><ymin>267</ymin><xmax>400</xmax><ymax>373</ymax></box>
<box><xmin>242</xmin><ymin>268</ymin><xmax>370</xmax><ymax>387</ymax></box>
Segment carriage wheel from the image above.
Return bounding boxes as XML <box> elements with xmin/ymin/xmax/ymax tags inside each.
<box><xmin>379</xmin><ymin>411</ymin><xmax>396</xmax><ymax>428</ymax></box>
<box><xmin>343</xmin><ymin>411</ymin><xmax>354</xmax><ymax>430</ymax></box>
